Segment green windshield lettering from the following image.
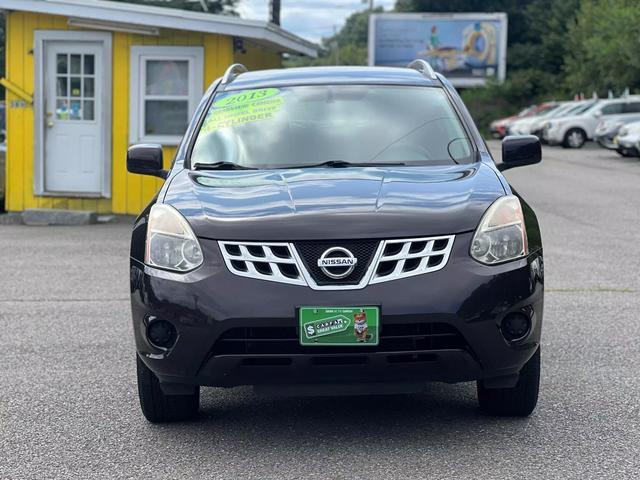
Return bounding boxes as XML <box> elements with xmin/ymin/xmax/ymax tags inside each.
<box><xmin>212</xmin><ymin>88</ymin><xmax>280</xmax><ymax>109</ymax></box>
<box><xmin>201</xmin><ymin>96</ymin><xmax>284</xmax><ymax>133</ymax></box>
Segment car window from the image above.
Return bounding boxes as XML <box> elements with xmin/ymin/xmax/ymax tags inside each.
<box><xmin>550</xmin><ymin>104</ymin><xmax>574</xmax><ymax>117</ymax></box>
<box><xmin>191</xmin><ymin>85</ymin><xmax>474</xmax><ymax>168</ymax></box>
<box><xmin>572</xmin><ymin>101</ymin><xmax>597</xmax><ymax>115</ymax></box>
<box><xmin>623</xmin><ymin>102</ymin><xmax>640</xmax><ymax>113</ymax></box>
<box><xmin>601</xmin><ymin>103</ymin><xmax>624</xmax><ymax>115</ymax></box>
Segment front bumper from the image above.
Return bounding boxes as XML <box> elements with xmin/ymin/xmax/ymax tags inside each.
<box><xmin>594</xmin><ymin>132</ymin><xmax>618</xmax><ymax>149</ymax></box>
<box><xmin>131</xmin><ymin>232</ymin><xmax>544</xmax><ymax>389</ymax></box>
<box><xmin>616</xmin><ymin>138</ymin><xmax>640</xmax><ymax>156</ymax></box>
<box><xmin>490</xmin><ymin>125</ymin><xmax>507</xmax><ymax>139</ymax></box>
<box><xmin>543</xmin><ymin>126</ymin><xmax>564</xmax><ymax>145</ymax></box>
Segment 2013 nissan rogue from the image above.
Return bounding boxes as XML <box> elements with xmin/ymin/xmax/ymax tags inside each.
<box><xmin>127</xmin><ymin>62</ymin><xmax>544</xmax><ymax>423</ymax></box>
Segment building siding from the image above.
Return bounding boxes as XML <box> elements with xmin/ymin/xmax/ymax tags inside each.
<box><xmin>4</xmin><ymin>11</ymin><xmax>281</xmax><ymax>215</ymax></box>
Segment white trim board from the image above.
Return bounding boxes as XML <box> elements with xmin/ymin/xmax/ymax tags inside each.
<box><xmin>0</xmin><ymin>0</ymin><xmax>317</xmax><ymax>57</ymax></box>
<box><xmin>33</xmin><ymin>30</ymin><xmax>113</xmax><ymax>198</ymax></box>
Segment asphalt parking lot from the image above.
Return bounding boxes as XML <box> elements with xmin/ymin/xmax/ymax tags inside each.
<box><xmin>1</xmin><ymin>142</ymin><xmax>639</xmax><ymax>479</ymax></box>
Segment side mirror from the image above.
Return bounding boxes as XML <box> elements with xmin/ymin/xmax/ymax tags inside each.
<box><xmin>593</xmin><ymin>110</ymin><xmax>603</xmax><ymax>118</ymax></box>
<box><xmin>498</xmin><ymin>135</ymin><xmax>541</xmax><ymax>172</ymax></box>
<box><xmin>127</xmin><ymin>144</ymin><xmax>167</xmax><ymax>179</ymax></box>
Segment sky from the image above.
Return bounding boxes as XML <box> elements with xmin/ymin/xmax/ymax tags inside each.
<box><xmin>238</xmin><ymin>0</ymin><xmax>396</xmax><ymax>43</ymax></box>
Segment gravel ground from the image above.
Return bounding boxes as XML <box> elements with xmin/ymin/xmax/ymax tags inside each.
<box><xmin>1</xmin><ymin>142</ymin><xmax>639</xmax><ymax>479</ymax></box>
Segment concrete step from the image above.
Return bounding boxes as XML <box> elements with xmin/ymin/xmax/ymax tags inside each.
<box><xmin>22</xmin><ymin>208</ymin><xmax>98</xmax><ymax>226</ymax></box>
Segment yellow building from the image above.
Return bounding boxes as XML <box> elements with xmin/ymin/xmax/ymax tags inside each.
<box><xmin>0</xmin><ymin>0</ymin><xmax>316</xmax><ymax>215</ymax></box>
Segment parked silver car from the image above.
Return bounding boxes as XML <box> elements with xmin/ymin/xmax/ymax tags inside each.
<box><xmin>614</xmin><ymin>121</ymin><xmax>640</xmax><ymax>157</ymax></box>
<box><xmin>594</xmin><ymin>115</ymin><xmax>640</xmax><ymax>150</ymax></box>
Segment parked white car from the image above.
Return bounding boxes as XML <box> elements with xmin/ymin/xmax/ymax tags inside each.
<box><xmin>508</xmin><ymin>103</ymin><xmax>562</xmax><ymax>136</ymax></box>
<box><xmin>543</xmin><ymin>97</ymin><xmax>640</xmax><ymax>148</ymax></box>
<box><xmin>614</xmin><ymin>120</ymin><xmax>640</xmax><ymax>157</ymax></box>
<box><xmin>509</xmin><ymin>101</ymin><xmax>594</xmax><ymax>137</ymax></box>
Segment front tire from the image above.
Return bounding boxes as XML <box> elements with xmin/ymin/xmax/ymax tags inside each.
<box><xmin>477</xmin><ymin>347</ymin><xmax>540</xmax><ymax>417</ymax></box>
<box><xmin>136</xmin><ymin>355</ymin><xmax>200</xmax><ymax>423</ymax></box>
<box><xmin>562</xmin><ymin>128</ymin><xmax>586</xmax><ymax>148</ymax></box>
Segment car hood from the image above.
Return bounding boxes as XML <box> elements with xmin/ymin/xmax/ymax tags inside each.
<box><xmin>512</xmin><ymin>117</ymin><xmax>537</xmax><ymax>127</ymax></box>
<box><xmin>619</xmin><ymin>132</ymin><xmax>640</xmax><ymax>142</ymax></box>
<box><xmin>491</xmin><ymin>116</ymin><xmax>515</xmax><ymax>127</ymax></box>
<box><xmin>164</xmin><ymin>163</ymin><xmax>506</xmax><ymax>241</ymax></box>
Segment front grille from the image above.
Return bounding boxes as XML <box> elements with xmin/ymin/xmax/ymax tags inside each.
<box><xmin>218</xmin><ymin>241</ymin><xmax>305</xmax><ymax>286</ymax></box>
<box><xmin>211</xmin><ymin>323</ymin><xmax>467</xmax><ymax>356</ymax></box>
<box><xmin>370</xmin><ymin>236</ymin><xmax>454</xmax><ymax>284</ymax></box>
<box><xmin>218</xmin><ymin>235</ymin><xmax>455</xmax><ymax>290</ymax></box>
<box><xmin>293</xmin><ymin>240</ymin><xmax>380</xmax><ymax>286</ymax></box>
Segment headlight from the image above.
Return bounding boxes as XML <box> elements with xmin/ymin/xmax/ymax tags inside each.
<box><xmin>145</xmin><ymin>204</ymin><xmax>203</xmax><ymax>272</ymax></box>
<box><xmin>470</xmin><ymin>196</ymin><xmax>528</xmax><ymax>265</ymax></box>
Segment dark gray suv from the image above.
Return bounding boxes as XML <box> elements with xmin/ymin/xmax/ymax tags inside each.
<box><xmin>127</xmin><ymin>62</ymin><xmax>543</xmax><ymax>423</ymax></box>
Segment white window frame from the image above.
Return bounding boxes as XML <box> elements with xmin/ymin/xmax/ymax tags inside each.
<box><xmin>129</xmin><ymin>46</ymin><xmax>204</xmax><ymax>145</ymax></box>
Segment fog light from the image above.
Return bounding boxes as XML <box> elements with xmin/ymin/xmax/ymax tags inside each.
<box><xmin>501</xmin><ymin>313</ymin><xmax>531</xmax><ymax>341</ymax></box>
<box><xmin>147</xmin><ymin>319</ymin><xmax>177</xmax><ymax>349</ymax></box>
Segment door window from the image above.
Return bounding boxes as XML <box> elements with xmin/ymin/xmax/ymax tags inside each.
<box><xmin>600</xmin><ymin>103</ymin><xmax>624</xmax><ymax>115</ymax></box>
<box><xmin>623</xmin><ymin>102</ymin><xmax>640</xmax><ymax>113</ymax></box>
<box><xmin>55</xmin><ymin>53</ymin><xmax>95</xmax><ymax>121</ymax></box>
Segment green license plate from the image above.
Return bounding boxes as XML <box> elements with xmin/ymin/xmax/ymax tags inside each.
<box><xmin>299</xmin><ymin>307</ymin><xmax>379</xmax><ymax>346</ymax></box>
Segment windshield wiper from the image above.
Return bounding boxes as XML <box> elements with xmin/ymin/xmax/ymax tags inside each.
<box><xmin>192</xmin><ymin>162</ymin><xmax>256</xmax><ymax>171</ymax></box>
<box><xmin>293</xmin><ymin>160</ymin><xmax>406</xmax><ymax>169</ymax></box>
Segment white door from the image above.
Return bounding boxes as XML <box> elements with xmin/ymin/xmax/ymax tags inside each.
<box><xmin>44</xmin><ymin>42</ymin><xmax>104</xmax><ymax>194</ymax></box>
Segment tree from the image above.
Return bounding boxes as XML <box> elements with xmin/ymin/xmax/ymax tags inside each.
<box><xmin>563</xmin><ymin>0</ymin><xmax>640</xmax><ymax>94</ymax></box>
<box><xmin>111</xmin><ymin>0</ymin><xmax>237</xmax><ymax>15</ymax></box>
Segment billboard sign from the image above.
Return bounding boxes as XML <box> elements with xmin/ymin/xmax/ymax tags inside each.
<box><xmin>369</xmin><ymin>13</ymin><xmax>508</xmax><ymax>87</ymax></box>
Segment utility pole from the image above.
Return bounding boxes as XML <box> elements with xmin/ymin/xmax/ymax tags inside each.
<box><xmin>362</xmin><ymin>0</ymin><xmax>374</xmax><ymax>11</ymax></box>
<box><xmin>269</xmin><ymin>0</ymin><xmax>281</xmax><ymax>25</ymax></box>
<box><xmin>332</xmin><ymin>25</ymin><xmax>340</xmax><ymax>65</ymax></box>
<box><xmin>197</xmin><ymin>0</ymin><xmax>209</xmax><ymax>12</ymax></box>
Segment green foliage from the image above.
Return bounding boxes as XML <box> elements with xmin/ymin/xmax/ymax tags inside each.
<box><xmin>564</xmin><ymin>0</ymin><xmax>640</xmax><ymax>94</ymax></box>
<box><xmin>110</xmin><ymin>0</ymin><xmax>237</xmax><ymax>15</ymax></box>
<box><xmin>284</xmin><ymin>8</ymin><xmax>382</xmax><ymax>67</ymax></box>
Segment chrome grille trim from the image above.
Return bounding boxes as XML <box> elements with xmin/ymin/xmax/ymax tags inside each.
<box><xmin>218</xmin><ymin>241</ymin><xmax>306</xmax><ymax>286</ymax></box>
<box><xmin>370</xmin><ymin>235</ymin><xmax>455</xmax><ymax>284</ymax></box>
<box><xmin>290</xmin><ymin>241</ymin><xmax>385</xmax><ymax>291</ymax></box>
<box><xmin>218</xmin><ymin>235</ymin><xmax>455</xmax><ymax>290</ymax></box>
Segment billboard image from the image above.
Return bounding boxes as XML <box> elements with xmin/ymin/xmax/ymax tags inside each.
<box><xmin>369</xmin><ymin>13</ymin><xmax>508</xmax><ymax>87</ymax></box>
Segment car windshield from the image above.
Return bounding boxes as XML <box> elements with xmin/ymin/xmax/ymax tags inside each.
<box><xmin>570</xmin><ymin>101</ymin><xmax>597</xmax><ymax>115</ymax></box>
<box><xmin>190</xmin><ymin>85</ymin><xmax>474</xmax><ymax>169</ymax></box>
<box><xmin>580</xmin><ymin>101</ymin><xmax>603</xmax><ymax>115</ymax></box>
<box><xmin>534</xmin><ymin>105</ymin><xmax>558</xmax><ymax>116</ymax></box>
<box><xmin>548</xmin><ymin>104</ymin><xmax>575</xmax><ymax>117</ymax></box>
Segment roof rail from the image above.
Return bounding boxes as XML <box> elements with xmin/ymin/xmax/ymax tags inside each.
<box><xmin>221</xmin><ymin>63</ymin><xmax>248</xmax><ymax>85</ymax></box>
<box><xmin>407</xmin><ymin>59</ymin><xmax>437</xmax><ymax>80</ymax></box>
